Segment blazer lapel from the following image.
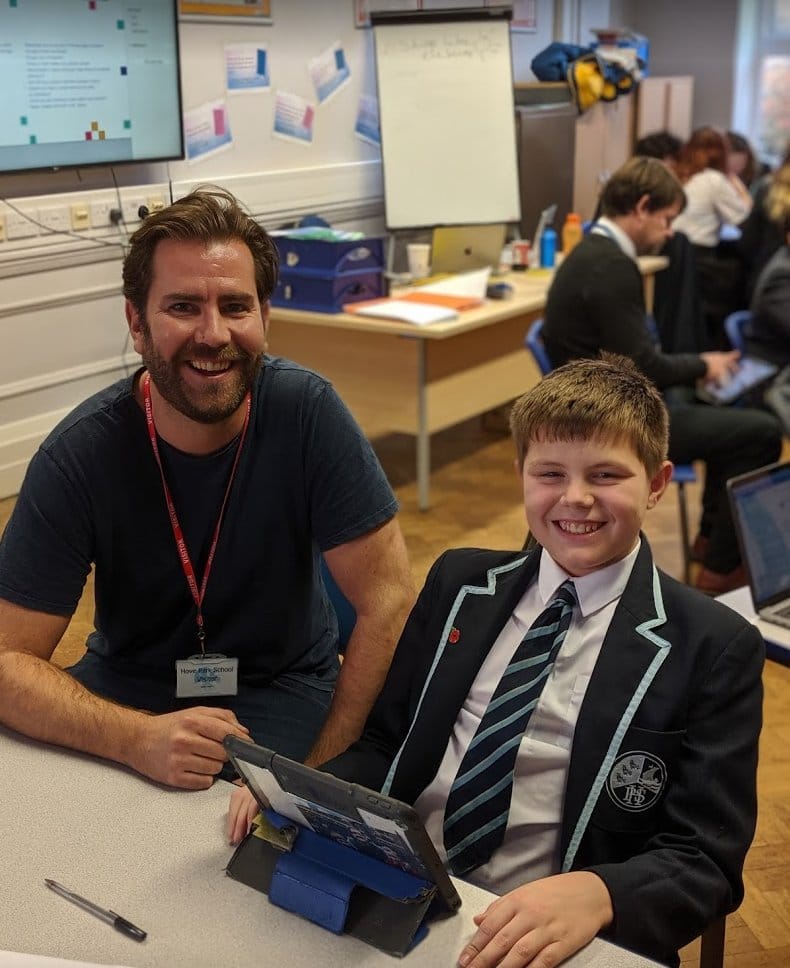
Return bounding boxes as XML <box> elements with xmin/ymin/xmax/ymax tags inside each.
<box><xmin>385</xmin><ymin>552</ymin><xmax>538</xmax><ymax>801</ymax></box>
<box><xmin>560</xmin><ymin>539</ymin><xmax>672</xmax><ymax>870</ymax></box>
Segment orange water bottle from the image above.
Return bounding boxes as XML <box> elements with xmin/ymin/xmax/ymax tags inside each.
<box><xmin>561</xmin><ymin>212</ymin><xmax>583</xmax><ymax>255</ymax></box>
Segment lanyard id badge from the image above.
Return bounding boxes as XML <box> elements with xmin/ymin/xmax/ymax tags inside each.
<box><xmin>142</xmin><ymin>373</ymin><xmax>251</xmax><ymax>697</ymax></box>
<box><xmin>176</xmin><ymin>654</ymin><xmax>239</xmax><ymax>697</ymax></box>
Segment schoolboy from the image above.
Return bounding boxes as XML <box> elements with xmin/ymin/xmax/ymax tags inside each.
<box><xmin>228</xmin><ymin>356</ymin><xmax>762</xmax><ymax>968</ymax></box>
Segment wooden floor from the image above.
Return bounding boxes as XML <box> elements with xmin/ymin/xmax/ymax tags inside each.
<box><xmin>1</xmin><ymin>413</ymin><xmax>788</xmax><ymax>966</ymax></box>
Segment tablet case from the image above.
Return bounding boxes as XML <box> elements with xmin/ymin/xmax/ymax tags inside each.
<box><xmin>227</xmin><ymin>808</ymin><xmax>440</xmax><ymax>956</ymax></box>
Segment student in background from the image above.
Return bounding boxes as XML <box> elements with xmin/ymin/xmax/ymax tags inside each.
<box><xmin>746</xmin><ymin>168</ymin><xmax>790</xmax><ymax>434</ymax></box>
<box><xmin>229</xmin><ymin>356</ymin><xmax>763</xmax><ymax>968</ymax></box>
<box><xmin>542</xmin><ymin>156</ymin><xmax>783</xmax><ymax>595</ymax></box>
<box><xmin>634</xmin><ymin>130</ymin><xmax>707</xmax><ymax>355</ymax></box>
<box><xmin>749</xmin><ymin>164</ymin><xmax>790</xmax><ymax>369</ymax></box>
<box><xmin>726</xmin><ymin>131</ymin><xmax>763</xmax><ymax>191</ymax></box>
<box><xmin>673</xmin><ymin>127</ymin><xmax>753</xmax><ymax>347</ymax></box>
<box><xmin>738</xmin><ymin>146</ymin><xmax>790</xmax><ymax>302</ymax></box>
<box><xmin>634</xmin><ymin>130</ymin><xmax>682</xmax><ymax>171</ymax></box>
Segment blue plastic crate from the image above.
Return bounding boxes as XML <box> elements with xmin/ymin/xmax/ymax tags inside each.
<box><xmin>271</xmin><ymin>268</ymin><xmax>384</xmax><ymax>313</ymax></box>
<box><xmin>273</xmin><ymin>236</ymin><xmax>384</xmax><ymax>277</ymax></box>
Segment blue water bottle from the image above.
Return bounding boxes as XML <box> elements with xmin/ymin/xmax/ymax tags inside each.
<box><xmin>540</xmin><ymin>226</ymin><xmax>557</xmax><ymax>268</ymax></box>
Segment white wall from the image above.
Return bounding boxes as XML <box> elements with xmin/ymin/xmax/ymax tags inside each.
<box><xmin>0</xmin><ymin>0</ymin><xmax>572</xmax><ymax>498</ymax></box>
<box><xmin>618</xmin><ymin>0</ymin><xmax>739</xmax><ymax>131</ymax></box>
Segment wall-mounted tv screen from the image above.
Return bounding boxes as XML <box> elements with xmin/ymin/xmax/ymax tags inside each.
<box><xmin>0</xmin><ymin>0</ymin><xmax>184</xmax><ymax>175</ymax></box>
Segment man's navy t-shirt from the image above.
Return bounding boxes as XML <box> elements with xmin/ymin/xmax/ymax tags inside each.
<box><xmin>0</xmin><ymin>357</ymin><xmax>398</xmax><ymax>682</ymax></box>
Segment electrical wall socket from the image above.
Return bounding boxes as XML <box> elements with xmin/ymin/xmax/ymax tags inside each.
<box><xmin>121</xmin><ymin>196</ymin><xmax>146</xmax><ymax>225</ymax></box>
<box><xmin>6</xmin><ymin>210</ymin><xmax>39</xmax><ymax>240</ymax></box>
<box><xmin>70</xmin><ymin>205</ymin><xmax>90</xmax><ymax>231</ymax></box>
<box><xmin>0</xmin><ymin>214</ymin><xmax>6</xmax><ymax>243</ymax></box>
<box><xmin>38</xmin><ymin>207</ymin><xmax>71</xmax><ymax>233</ymax></box>
<box><xmin>90</xmin><ymin>200</ymin><xmax>116</xmax><ymax>227</ymax></box>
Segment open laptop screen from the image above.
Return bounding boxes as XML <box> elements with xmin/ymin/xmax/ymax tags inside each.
<box><xmin>728</xmin><ymin>462</ymin><xmax>790</xmax><ymax>608</ymax></box>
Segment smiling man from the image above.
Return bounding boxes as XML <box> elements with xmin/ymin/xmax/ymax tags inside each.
<box><xmin>543</xmin><ymin>156</ymin><xmax>782</xmax><ymax>595</ymax></box>
<box><xmin>0</xmin><ymin>188</ymin><xmax>415</xmax><ymax>789</ymax></box>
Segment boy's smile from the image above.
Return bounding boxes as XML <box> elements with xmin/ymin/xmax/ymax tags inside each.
<box><xmin>520</xmin><ymin>436</ymin><xmax>672</xmax><ymax>577</ymax></box>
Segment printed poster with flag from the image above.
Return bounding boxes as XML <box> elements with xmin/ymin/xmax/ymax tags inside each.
<box><xmin>184</xmin><ymin>99</ymin><xmax>233</xmax><ymax>162</ymax></box>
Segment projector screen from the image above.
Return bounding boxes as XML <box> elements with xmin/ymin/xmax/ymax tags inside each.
<box><xmin>0</xmin><ymin>0</ymin><xmax>184</xmax><ymax>175</ymax></box>
<box><xmin>372</xmin><ymin>7</ymin><xmax>520</xmax><ymax>230</ymax></box>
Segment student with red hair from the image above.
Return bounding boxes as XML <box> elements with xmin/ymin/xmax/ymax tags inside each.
<box><xmin>673</xmin><ymin>127</ymin><xmax>753</xmax><ymax>347</ymax></box>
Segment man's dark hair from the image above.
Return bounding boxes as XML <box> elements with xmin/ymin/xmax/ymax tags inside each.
<box><xmin>122</xmin><ymin>187</ymin><xmax>279</xmax><ymax>314</ymax></box>
<box><xmin>599</xmin><ymin>156</ymin><xmax>686</xmax><ymax>218</ymax></box>
<box><xmin>634</xmin><ymin>131</ymin><xmax>682</xmax><ymax>162</ymax></box>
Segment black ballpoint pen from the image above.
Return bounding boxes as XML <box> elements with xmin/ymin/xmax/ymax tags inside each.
<box><xmin>44</xmin><ymin>879</ymin><xmax>147</xmax><ymax>941</ymax></box>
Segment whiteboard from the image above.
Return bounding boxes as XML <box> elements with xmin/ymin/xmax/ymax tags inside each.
<box><xmin>372</xmin><ymin>9</ymin><xmax>521</xmax><ymax>229</ymax></box>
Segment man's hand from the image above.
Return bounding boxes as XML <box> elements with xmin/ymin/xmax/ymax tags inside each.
<box><xmin>227</xmin><ymin>784</ymin><xmax>260</xmax><ymax>845</ymax></box>
<box><xmin>700</xmin><ymin>350</ymin><xmax>740</xmax><ymax>386</ymax></box>
<box><xmin>130</xmin><ymin>707</ymin><xmax>250</xmax><ymax>789</ymax></box>
<box><xmin>457</xmin><ymin>872</ymin><xmax>613</xmax><ymax>968</ymax></box>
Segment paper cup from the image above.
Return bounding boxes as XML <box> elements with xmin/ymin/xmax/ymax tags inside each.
<box><xmin>407</xmin><ymin>243</ymin><xmax>431</xmax><ymax>279</ymax></box>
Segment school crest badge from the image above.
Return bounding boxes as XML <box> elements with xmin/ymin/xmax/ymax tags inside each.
<box><xmin>606</xmin><ymin>751</ymin><xmax>666</xmax><ymax>812</ymax></box>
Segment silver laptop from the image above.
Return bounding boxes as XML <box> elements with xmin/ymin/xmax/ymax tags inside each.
<box><xmin>430</xmin><ymin>224</ymin><xmax>506</xmax><ymax>274</ymax></box>
<box><xmin>728</xmin><ymin>461</ymin><xmax>790</xmax><ymax>631</ymax></box>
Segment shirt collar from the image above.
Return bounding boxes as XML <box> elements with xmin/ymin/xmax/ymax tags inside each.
<box><xmin>529</xmin><ymin>541</ymin><xmax>641</xmax><ymax>619</ymax></box>
<box><xmin>592</xmin><ymin>216</ymin><xmax>637</xmax><ymax>262</ymax></box>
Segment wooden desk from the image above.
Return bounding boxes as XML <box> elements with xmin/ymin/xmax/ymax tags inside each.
<box><xmin>0</xmin><ymin>726</ymin><xmax>662</xmax><ymax>967</ymax></box>
<box><xmin>268</xmin><ymin>259</ymin><xmax>667</xmax><ymax>510</ymax></box>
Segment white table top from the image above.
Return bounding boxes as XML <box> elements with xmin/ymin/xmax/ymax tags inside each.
<box><xmin>716</xmin><ymin>585</ymin><xmax>790</xmax><ymax>653</ymax></box>
<box><xmin>0</xmin><ymin>727</ymin><xmax>661</xmax><ymax>968</ymax></box>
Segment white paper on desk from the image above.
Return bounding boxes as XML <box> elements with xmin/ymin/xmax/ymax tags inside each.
<box><xmin>350</xmin><ymin>300</ymin><xmax>458</xmax><ymax>325</ymax></box>
<box><xmin>0</xmin><ymin>953</ymin><xmax>133</xmax><ymax>968</ymax></box>
<box><xmin>411</xmin><ymin>267</ymin><xmax>491</xmax><ymax>300</ymax></box>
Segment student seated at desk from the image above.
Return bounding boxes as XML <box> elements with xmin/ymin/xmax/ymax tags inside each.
<box><xmin>229</xmin><ymin>356</ymin><xmax>763</xmax><ymax>968</ymax></box>
<box><xmin>0</xmin><ymin>188</ymin><xmax>414</xmax><ymax>790</ymax></box>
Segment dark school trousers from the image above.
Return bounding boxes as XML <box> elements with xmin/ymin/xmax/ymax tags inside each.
<box><xmin>665</xmin><ymin>388</ymin><xmax>783</xmax><ymax>574</ymax></box>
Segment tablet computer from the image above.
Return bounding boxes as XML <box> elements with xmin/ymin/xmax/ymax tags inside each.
<box><xmin>696</xmin><ymin>356</ymin><xmax>777</xmax><ymax>406</ymax></box>
<box><xmin>224</xmin><ymin>736</ymin><xmax>461</xmax><ymax>913</ymax></box>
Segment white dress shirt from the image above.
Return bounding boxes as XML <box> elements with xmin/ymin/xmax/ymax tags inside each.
<box><xmin>672</xmin><ymin>168</ymin><xmax>752</xmax><ymax>247</ymax></box>
<box><xmin>414</xmin><ymin>542</ymin><xmax>640</xmax><ymax>895</ymax></box>
<box><xmin>591</xmin><ymin>216</ymin><xmax>637</xmax><ymax>261</ymax></box>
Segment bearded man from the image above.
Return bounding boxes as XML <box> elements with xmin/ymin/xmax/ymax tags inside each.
<box><xmin>0</xmin><ymin>188</ymin><xmax>414</xmax><ymax>789</ymax></box>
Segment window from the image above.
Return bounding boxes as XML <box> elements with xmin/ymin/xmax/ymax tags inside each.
<box><xmin>734</xmin><ymin>0</ymin><xmax>790</xmax><ymax>163</ymax></box>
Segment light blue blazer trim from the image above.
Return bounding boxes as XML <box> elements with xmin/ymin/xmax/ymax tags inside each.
<box><xmin>562</xmin><ymin>565</ymin><xmax>671</xmax><ymax>872</ymax></box>
<box><xmin>382</xmin><ymin>555</ymin><xmax>527</xmax><ymax>796</ymax></box>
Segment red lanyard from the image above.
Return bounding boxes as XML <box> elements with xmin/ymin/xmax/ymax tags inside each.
<box><xmin>142</xmin><ymin>372</ymin><xmax>251</xmax><ymax>655</ymax></box>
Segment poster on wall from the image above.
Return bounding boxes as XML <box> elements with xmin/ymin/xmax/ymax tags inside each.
<box><xmin>355</xmin><ymin>94</ymin><xmax>381</xmax><ymax>145</ymax></box>
<box><xmin>184</xmin><ymin>99</ymin><xmax>234</xmax><ymax>162</ymax></box>
<box><xmin>510</xmin><ymin>0</ymin><xmax>537</xmax><ymax>32</ymax></box>
<box><xmin>309</xmin><ymin>42</ymin><xmax>352</xmax><ymax>104</ymax></box>
<box><xmin>273</xmin><ymin>91</ymin><xmax>316</xmax><ymax>145</ymax></box>
<box><xmin>179</xmin><ymin>1</ymin><xmax>272</xmax><ymax>25</ymax></box>
<box><xmin>226</xmin><ymin>44</ymin><xmax>271</xmax><ymax>93</ymax></box>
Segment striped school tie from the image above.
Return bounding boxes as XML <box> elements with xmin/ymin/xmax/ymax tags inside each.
<box><xmin>443</xmin><ymin>579</ymin><xmax>577</xmax><ymax>876</ymax></box>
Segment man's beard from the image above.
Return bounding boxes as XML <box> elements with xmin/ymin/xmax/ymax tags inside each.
<box><xmin>139</xmin><ymin>321</ymin><xmax>263</xmax><ymax>425</ymax></box>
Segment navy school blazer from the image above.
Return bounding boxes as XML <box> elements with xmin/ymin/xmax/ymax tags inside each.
<box><xmin>326</xmin><ymin>539</ymin><xmax>763</xmax><ymax>966</ymax></box>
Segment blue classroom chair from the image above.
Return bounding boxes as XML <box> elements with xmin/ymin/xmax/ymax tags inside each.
<box><xmin>320</xmin><ymin>556</ymin><xmax>356</xmax><ymax>653</ymax></box>
<box><xmin>723</xmin><ymin>309</ymin><xmax>753</xmax><ymax>354</ymax></box>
